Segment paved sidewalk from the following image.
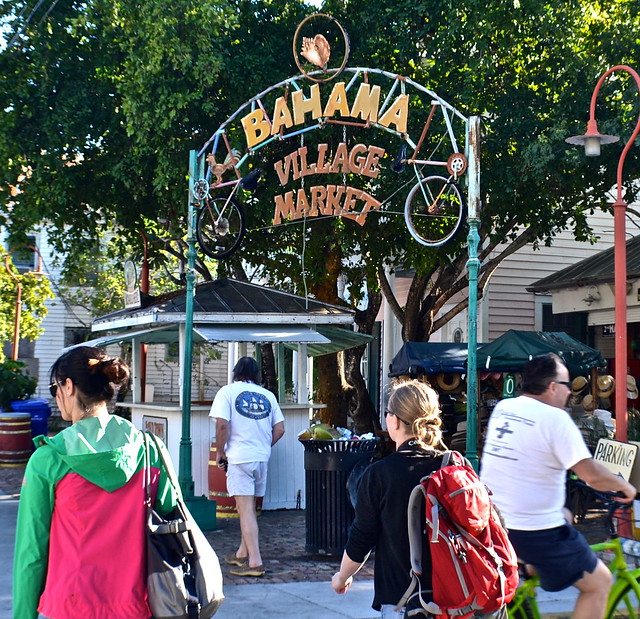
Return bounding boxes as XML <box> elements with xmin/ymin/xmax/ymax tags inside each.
<box><xmin>0</xmin><ymin>486</ymin><xmax>578</xmax><ymax>619</ymax></box>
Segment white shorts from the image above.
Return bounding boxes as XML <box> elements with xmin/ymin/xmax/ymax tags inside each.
<box><xmin>226</xmin><ymin>461</ymin><xmax>268</xmax><ymax>497</ymax></box>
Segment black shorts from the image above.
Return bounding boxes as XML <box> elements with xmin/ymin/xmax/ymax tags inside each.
<box><xmin>509</xmin><ymin>524</ymin><xmax>598</xmax><ymax>592</ymax></box>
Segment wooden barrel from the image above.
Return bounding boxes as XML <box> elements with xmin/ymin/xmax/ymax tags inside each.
<box><xmin>208</xmin><ymin>444</ymin><xmax>262</xmax><ymax>518</ymax></box>
<box><xmin>0</xmin><ymin>413</ymin><xmax>33</xmax><ymax>467</ymax></box>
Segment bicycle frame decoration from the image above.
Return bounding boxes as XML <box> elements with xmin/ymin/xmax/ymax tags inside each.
<box><xmin>199</xmin><ymin>67</ymin><xmax>469</xmax><ymax>231</ymax></box>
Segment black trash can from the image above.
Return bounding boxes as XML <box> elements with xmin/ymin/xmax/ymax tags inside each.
<box><xmin>300</xmin><ymin>438</ymin><xmax>377</xmax><ymax>555</ymax></box>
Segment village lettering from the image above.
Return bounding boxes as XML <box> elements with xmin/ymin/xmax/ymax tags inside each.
<box><xmin>242</xmin><ymin>82</ymin><xmax>409</xmax><ymax>149</ymax></box>
<box><xmin>594</xmin><ymin>440</ymin><xmax>636</xmax><ymax>468</ymax></box>
<box><xmin>274</xmin><ymin>143</ymin><xmax>384</xmax><ymax>184</ymax></box>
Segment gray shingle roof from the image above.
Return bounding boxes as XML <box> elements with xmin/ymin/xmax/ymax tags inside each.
<box><xmin>93</xmin><ymin>277</ymin><xmax>354</xmax><ymax>329</ymax></box>
<box><xmin>527</xmin><ymin>235</ymin><xmax>640</xmax><ymax>292</ymax></box>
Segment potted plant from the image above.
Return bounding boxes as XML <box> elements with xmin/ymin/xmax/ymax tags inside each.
<box><xmin>0</xmin><ymin>360</ymin><xmax>37</xmax><ymax>411</ymax></box>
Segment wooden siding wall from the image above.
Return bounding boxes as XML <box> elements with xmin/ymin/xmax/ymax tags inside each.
<box><xmin>483</xmin><ymin>210</ymin><xmax>616</xmax><ymax>341</ymax></box>
<box><xmin>31</xmin><ymin>237</ymin><xmax>92</xmax><ymax>402</ymax></box>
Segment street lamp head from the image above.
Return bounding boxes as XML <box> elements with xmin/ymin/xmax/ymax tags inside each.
<box><xmin>566</xmin><ymin>119</ymin><xmax>619</xmax><ymax>156</ymax></box>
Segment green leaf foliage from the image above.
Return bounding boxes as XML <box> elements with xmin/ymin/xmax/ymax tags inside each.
<box><xmin>0</xmin><ymin>359</ymin><xmax>38</xmax><ymax>410</ymax></box>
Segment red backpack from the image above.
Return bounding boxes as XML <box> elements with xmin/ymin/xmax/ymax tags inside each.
<box><xmin>397</xmin><ymin>451</ymin><xmax>519</xmax><ymax>618</ymax></box>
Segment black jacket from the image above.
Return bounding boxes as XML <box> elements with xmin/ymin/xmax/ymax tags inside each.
<box><xmin>345</xmin><ymin>440</ymin><xmax>444</xmax><ymax>610</ymax></box>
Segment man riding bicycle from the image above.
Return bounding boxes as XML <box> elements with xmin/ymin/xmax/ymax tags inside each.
<box><xmin>481</xmin><ymin>353</ymin><xmax>636</xmax><ymax>619</ymax></box>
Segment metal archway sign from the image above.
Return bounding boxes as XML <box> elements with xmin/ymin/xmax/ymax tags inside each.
<box><xmin>178</xmin><ymin>25</ymin><xmax>483</xmax><ymax>496</ymax></box>
<box><xmin>194</xmin><ymin>67</ymin><xmax>470</xmax><ymax>240</ymax></box>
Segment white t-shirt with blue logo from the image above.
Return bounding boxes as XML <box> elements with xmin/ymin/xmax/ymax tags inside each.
<box><xmin>209</xmin><ymin>380</ymin><xmax>284</xmax><ymax>464</ymax></box>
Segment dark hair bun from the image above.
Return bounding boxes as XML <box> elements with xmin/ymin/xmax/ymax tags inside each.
<box><xmin>102</xmin><ymin>359</ymin><xmax>130</xmax><ymax>386</ymax></box>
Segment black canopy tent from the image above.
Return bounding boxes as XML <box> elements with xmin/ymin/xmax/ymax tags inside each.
<box><xmin>474</xmin><ymin>330</ymin><xmax>605</xmax><ymax>376</ymax></box>
<box><xmin>389</xmin><ymin>342</ymin><xmax>472</xmax><ymax>377</ymax></box>
<box><xmin>389</xmin><ymin>331</ymin><xmax>605</xmax><ymax>379</ymax></box>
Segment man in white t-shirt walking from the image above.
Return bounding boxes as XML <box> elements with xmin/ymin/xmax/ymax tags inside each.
<box><xmin>210</xmin><ymin>356</ymin><xmax>285</xmax><ymax>577</ymax></box>
<box><xmin>481</xmin><ymin>353</ymin><xmax>636</xmax><ymax>619</ymax></box>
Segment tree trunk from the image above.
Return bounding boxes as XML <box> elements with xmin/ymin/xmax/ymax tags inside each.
<box><xmin>309</xmin><ymin>240</ymin><xmax>352</xmax><ymax>427</ymax></box>
<box><xmin>260</xmin><ymin>343</ymin><xmax>278</xmax><ymax>396</ymax></box>
<box><xmin>344</xmin><ymin>345</ymin><xmax>379</xmax><ymax>434</ymax></box>
<box><xmin>315</xmin><ymin>353</ymin><xmax>353</xmax><ymax>427</ymax></box>
<box><xmin>343</xmin><ymin>289</ymin><xmax>383</xmax><ymax>434</ymax></box>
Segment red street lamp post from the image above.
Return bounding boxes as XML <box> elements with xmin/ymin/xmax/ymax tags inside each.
<box><xmin>566</xmin><ymin>64</ymin><xmax>640</xmax><ymax>442</ymax></box>
<box><xmin>3</xmin><ymin>246</ymin><xmax>47</xmax><ymax>361</ymax></box>
<box><xmin>5</xmin><ymin>253</ymin><xmax>23</xmax><ymax>361</ymax></box>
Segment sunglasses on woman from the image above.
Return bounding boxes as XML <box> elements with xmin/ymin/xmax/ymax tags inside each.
<box><xmin>49</xmin><ymin>382</ymin><xmax>59</xmax><ymax>398</ymax></box>
<box><xmin>385</xmin><ymin>409</ymin><xmax>410</xmax><ymax>425</ymax></box>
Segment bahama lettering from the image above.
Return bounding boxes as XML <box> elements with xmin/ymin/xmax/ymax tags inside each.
<box><xmin>241</xmin><ymin>82</ymin><xmax>408</xmax><ymax>149</ymax></box>
<box><xmin>239</xmin><ymin>81</ymin><xmax>409</xmax><ymax>227</ymax></box>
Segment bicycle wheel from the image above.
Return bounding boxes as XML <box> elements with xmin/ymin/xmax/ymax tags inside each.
<box><xmin>606</xmin><ymin>576</ymin><xmax>640</xmax><ymax>618</ymax></box>
<box><xmin>404</xmin><ymin>175</ymin><xmax>465</xmax><ymax>247</ymax></box>
<box><xmin>196</xmin><ymin>196</ymin><xmax>245</xmax><ymax>259</ymax></box>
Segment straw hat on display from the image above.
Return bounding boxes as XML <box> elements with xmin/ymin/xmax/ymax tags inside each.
<box><xmin>571</xmin><ymin>376</ymin><xmax>588</xmax><ymax>395</ymax></box>
<box><xmin>582</xmin><ymin>394</ymin><xmax>596</xmax><ymax>412</ymax></box>
<box><xmin>628</xmin><ymin>375</ymin><xmax>639</xmax><ymax>400</ymax></box>
<box><xmin>436</xmin><ymin>373</ymin><xmax>462</xmax><ymax>392</ymax></box>
<box><xmin>596</xmin><ymin>375</ymin><xmax>615</xmax><ymax>399</ymax></box>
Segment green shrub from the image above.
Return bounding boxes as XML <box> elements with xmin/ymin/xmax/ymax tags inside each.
<box><xmin>0</xmin><ymin>360</ymin><xmax>37</xmax><ymax>410</ymax></box>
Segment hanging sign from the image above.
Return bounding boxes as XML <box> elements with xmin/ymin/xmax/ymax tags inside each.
<box><xmin>594</xmin><ymin>438</ymin><xmax>637</xmax><ymax>481</ymax></box>
<box><xmin>502</xmin><ymin>373</ymin><xmax>516</xmax><ymax>399</ymax></box>
<box><xmin>239</xmin><ymin>81</ymin><xmax>408</xmax><ymax>227</ymax></box>
<box><xmin>123</xmin><ymin>259</ymin><xmax>141</xmax><ymax>309</ymax></box>
<box><xmin>199</xmin><ymin>14</ymin><xmax>469</xmax><ymax>248</ymax></box>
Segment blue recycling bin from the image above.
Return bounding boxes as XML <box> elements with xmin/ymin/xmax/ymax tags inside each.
<box><xmin>10</xmin><ymin>398</ymin><xmax>52</xmax><ymax>438</ymax></box>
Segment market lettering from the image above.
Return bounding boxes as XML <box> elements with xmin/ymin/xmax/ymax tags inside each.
<box><xmin>594</xmin><ymin>440</ymin><xmax>636</xmax><ymax>468</ymax></box>
<box><xmin>242</xmin><ymin>82</ymin><xmax>408</xmax><ymax>148</ymax></box>
<box><xmin>273</xmin><ymin>185</ymin><xmax>382</xmax><ymax>226</ymax></box>
<box><xmin>274</xmin><ymin>143</ymin><xmax>385</xmax><ymax>185</ymax></box>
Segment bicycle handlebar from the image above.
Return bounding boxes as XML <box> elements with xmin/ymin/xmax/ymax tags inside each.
<box><xmin>569</xmin><ymin>478</ymin><xmax>632</xmax><ymax>515</ymax></box>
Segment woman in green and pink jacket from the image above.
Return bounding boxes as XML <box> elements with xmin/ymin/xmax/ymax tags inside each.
<box><xmin>13</xmin><ymin>346</ymin><xmax>178</xmax><ymax>619</ymax></box>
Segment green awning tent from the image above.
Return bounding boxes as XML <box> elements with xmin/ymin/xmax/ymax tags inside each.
<box><xmin>284</xmin><ymin>326</ymin><xmax>375</xmax><ymax>357</ymax></box>
<box><xmin>474</xmin><ymin>330</ymin><xmax>605</xmax><ymax>376</ymax></box>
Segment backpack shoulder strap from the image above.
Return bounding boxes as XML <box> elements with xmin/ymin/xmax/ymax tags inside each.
<box><xmin>442</xmin><ymin>449</ymin><xmax>474</xmax><ymax>469</ymax></box>
<box><xmin>406</xmin><ymin>483</ymin><xmax>428</xmax><ymax>575</ymax></box>
<box><xmin>440</xmin><ymin>450</ymin><xmax>454</xmax><ymax>468</ymax></box>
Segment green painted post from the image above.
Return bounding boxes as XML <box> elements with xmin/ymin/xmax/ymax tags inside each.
<box><xmin>465</xmin><ymin>116</ymin><xmax>481</xmax><ymax>471</ymax></box>
<box><xmin>178</xmin><ymin>149</ymin><xmax>198</xmax><ymax>499</ymax></box>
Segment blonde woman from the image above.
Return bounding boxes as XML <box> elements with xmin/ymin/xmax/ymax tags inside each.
<box><xmin>331</xmin><ymin>379</ymin><xmax>448</xmax><ymax>618</ymax></box>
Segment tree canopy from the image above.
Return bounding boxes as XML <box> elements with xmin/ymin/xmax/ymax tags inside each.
<box><xmin>2</xmin><ymin>0</ymin><xmax>640</xmax><ymax>428</ymax></box>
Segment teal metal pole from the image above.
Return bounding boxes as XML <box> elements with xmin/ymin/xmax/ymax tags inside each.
<box><xmin>178</xmin><ymin>149</ymin><xmax>199</xmax><ymax>499</ymax></box>
<box><xmin>465</xmin><ymin>116</ymin><xmax>481</xmax><ymax>471</ymax></box>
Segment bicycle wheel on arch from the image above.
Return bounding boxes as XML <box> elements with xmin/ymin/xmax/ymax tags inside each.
<box><xmin>196</xmin><ymin>196</ymin><xmax>245</xmax><ymax>259</ymax></box>
<box><xmin>404</xmin><ymin>175</ymin><xmax>465</xmax><ymax>247</ymax></box>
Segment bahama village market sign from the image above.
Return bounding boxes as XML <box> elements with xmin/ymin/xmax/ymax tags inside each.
<box><xmin>194</xmin><ymin>12</ymin><xmax>469</xmax><ymax>249</ymax></box>
<box><xmin>240</xmin><ymin>81</ymin><xmax>408</xmax><ymax>226</ymax></box>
